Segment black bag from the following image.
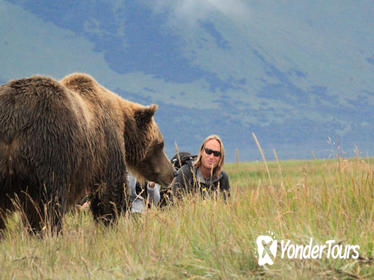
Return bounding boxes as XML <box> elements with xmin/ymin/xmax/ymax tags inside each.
<box><xmin>157</xmin><ymin>152</ymin><xmax>197</xmax><ymax>207</ymax></box>
<box><xmin>170</xmin><ymin>152</ymin><xmax>197</xmax><ymax>170</ymax></box>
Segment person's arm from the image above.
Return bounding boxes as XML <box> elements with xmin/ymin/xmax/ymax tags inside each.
<box><xmin>220</xmin><ymin>171</ymin><xmax>230</xmax><ymax>201</ymax></box>
<box><xmin>147</xmin><ymin>182</ymin><xmax>161</xmax><ymax>205</ymax></box>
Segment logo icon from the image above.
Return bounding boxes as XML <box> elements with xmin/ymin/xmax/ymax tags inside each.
<box><xmin>256</xmin><ymin>232</ymin><xmax>277</xmax><ymax>266</ymax></box>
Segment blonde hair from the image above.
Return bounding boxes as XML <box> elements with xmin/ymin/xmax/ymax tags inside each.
<box><xmin>193</xmin><ymin>134</ymin><xmax>225</xmax><ymax>177</ymax></box>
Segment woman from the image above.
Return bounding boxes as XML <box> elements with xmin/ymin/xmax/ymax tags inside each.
<box><xmin>172</xmin><ymin>135</ymin><xmax>230</xmax><ymax>201</ymax></box>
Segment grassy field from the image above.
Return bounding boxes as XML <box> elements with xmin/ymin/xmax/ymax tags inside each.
<box><xmin>0</xmin><ymin>156</ymin><xmax>373</xmax><ymax>279</ymax></box>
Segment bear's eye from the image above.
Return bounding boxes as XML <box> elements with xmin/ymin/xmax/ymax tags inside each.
<box><xmin>157</xmin><ymin>142</ymin><xmax>164</xmax><ymax>150</ymax></box>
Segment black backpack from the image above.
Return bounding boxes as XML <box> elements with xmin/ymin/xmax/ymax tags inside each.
<box><xmin>170</xmin><ymin>152</ymin><xmax>197</xmax><ymax>171</ymax></box>
<box><xmin>156</xmin><ymin>152</ymin><xmax>197</xmax><ymax>207</ymax></box>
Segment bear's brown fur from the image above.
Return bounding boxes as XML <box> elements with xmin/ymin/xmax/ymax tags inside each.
<box><xmin>0</xmin><ymin>73</ymin><xmax>175</xmax><ymax>234</ymax></box>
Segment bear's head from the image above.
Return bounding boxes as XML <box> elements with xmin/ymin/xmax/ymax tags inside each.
<box><xmin>124</xmin><ymin>104</ymin><xmax>176</xmax><ymax>186</ymax></box>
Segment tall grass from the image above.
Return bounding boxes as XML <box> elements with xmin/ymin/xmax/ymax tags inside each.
<box><xmin>0</xmin><ymin>156</ymin><xmax>373</xmax><ymax>279</ymax></box>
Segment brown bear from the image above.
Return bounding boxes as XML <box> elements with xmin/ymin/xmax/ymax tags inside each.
<box><xmin>0</xmin><ymin>73</ymin><xmax>176</xmax><ymax>234</ymax></box>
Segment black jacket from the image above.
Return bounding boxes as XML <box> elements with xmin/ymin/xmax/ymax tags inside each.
<box><xmin>172</xmin><ymin>164</ymin><xmax>230</xmax><ymax>201</ymax></box>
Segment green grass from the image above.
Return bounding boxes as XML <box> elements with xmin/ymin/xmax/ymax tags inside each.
<box><xmin>1</xmin><ymin>157</ymin><xmax>373</xmax><ymax>279</ymax></box>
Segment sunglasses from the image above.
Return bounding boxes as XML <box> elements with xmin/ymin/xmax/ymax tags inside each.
<box><xmin>204</xmin><ymin>148</ymin><xmax>221</xmax><ymax>157</ymax></box>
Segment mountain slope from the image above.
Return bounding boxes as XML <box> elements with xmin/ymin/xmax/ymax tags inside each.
<box><xmin>1</xmin><ymin>0</ymin><xmax>374</xmax><ymax>161</ymax></box>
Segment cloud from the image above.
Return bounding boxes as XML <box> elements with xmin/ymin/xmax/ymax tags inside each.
<box><xmin>152</xmin><ymin>0</ymin><xmax>250</xmax><ymax>25</ymax></box>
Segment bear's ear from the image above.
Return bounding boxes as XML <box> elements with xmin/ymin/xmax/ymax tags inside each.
<box><xmin>134</xmin><ymin>104</ymin><xmax>158</xmax><ymax>127</ymax></box>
